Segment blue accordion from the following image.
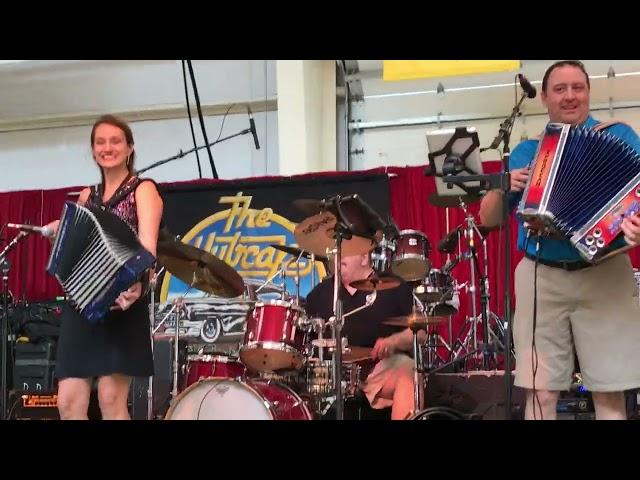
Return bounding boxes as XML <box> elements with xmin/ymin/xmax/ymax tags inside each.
<box><xmin>47</xmin><ymin>201</ymin><xmax>156</xmax><ymax>323</ymax></box>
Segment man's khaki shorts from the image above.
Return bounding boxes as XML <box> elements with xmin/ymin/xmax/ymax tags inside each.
<box><xmin>513</xmin><ymin>254</ymin><xmax>640</xmax><ymax>392</ymax></box>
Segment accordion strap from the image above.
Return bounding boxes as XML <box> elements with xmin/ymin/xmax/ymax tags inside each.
<box><xmin>90</xmin><ymin>175</ymin><xmax>145</xmax><ymax>209</ymax></box>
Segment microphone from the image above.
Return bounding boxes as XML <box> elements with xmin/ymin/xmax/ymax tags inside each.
<box><xmin>438</xmin><ymin>225</ymin><xmax>463</xmax><ymax>253</ymax></box>
<box><xmin>517</xmin><ymin>73</ymin><xmax>537</xmax><ymax>99</ymax></box>
<box><xmin>7</xmin><ymin>223</ymin><xmax>54</xmax><ymax>238</ymax></box>
<box><xmin>247</xmin><ymin>106</ymin><xmax>260</xmax><ymax>150</ymax></box>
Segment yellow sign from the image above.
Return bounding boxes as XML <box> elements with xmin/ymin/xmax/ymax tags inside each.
<box><xmin>383</xmin><ymin>60</ymin><xmax>521</xmax><ymax>81</ymax></box>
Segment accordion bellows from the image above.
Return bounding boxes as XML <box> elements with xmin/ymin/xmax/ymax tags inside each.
<box><xmin>47</xmin><ymin>201</ymin><xmax>156</xmax><ymax>323</ymax></box>
<box><xmin>517</xmin><ymin>123</ymin><xmax>640</xmax><ymax>262</ymax></box>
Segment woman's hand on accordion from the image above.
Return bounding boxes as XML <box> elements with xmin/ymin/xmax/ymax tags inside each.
<box><xmin>111</xmin><ymin>282</ymin><xmax>142</xmax><ymax>311</ymax></box>
<box><xmin>510</xmin><ymin>167</ymin><xmax>530</xmax><ymax>192</ymax></box>
<box><xmin>621</xmin><ymin>215</ymin><xmax>640</xmax><ymax>247</ymax></box>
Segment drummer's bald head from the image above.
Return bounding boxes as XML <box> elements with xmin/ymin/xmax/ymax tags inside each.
<box><xmin>339</xmin><ymin>252</ymin><xmax>373</xmax><ymax>285</ymax></box>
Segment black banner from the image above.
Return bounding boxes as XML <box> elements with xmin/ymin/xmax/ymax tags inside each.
<box><xmin>154</xmin><ymin>172</ymin><xmax>389</xmax><ymax>346</ymax></box>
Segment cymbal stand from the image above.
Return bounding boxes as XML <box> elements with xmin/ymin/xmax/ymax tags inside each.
<box><xmin>255</xmin><ymin>251</ymin><xmax>304</xmax><ymax>301</ymax></box>
<box><xmin>414</xmin><ymin>294</ymin><xmax>452</xmax><ymax>370</ymax></box>
<box><xmin>330</xmin><ymin>230</ymin><xmax>346</xmax><ymax>420</ymax></box>
<box><xmin>152</xmin><ymin>282</ymin><xmax>195</xmax><ymax>401</ymax></box>
<box><xmin>146</xmin><ymin>266</ymin><xmax>164</xmax><ymax>420</ymax></box>
<box><xmin>410</xmin><ymin>321</ymin><xmax>425</xmax><ymax>415</ymax></box>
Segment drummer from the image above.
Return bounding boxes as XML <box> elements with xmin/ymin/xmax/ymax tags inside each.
<box><xmin>304</xmin><ymin>251</ymin><xmax>426</xmax><ymax>420</ymax></box>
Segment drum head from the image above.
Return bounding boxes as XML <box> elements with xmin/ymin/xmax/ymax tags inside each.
<box><xmin>165</xmin><ymin>378</ymin><xmax>274</xmax><ymax>420</ymax></box>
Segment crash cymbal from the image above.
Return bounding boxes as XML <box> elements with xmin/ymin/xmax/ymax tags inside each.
<box><xmin>382</xmin><ymin>313</ymin><xmax>446</xmax><ymax>329</ymax></box>
<box><xmin>428</xmin><ymin>193</ymin><xmax>481</xmax><ymax>208</ymax></box>
<box><xmin>269</xmin><ymin>244</ymin><xmax>328</xmax><ymax>262</ymax></box>
<box><xmin>157</xmin><ymin>239</ymin><xmax>244</xmax><ymax>298</ymax></box>
<box><xmin>294</xmin><ymin>211</ymin><xmax>376</xmax><ymax>257</ymax></box>
<box><xmin>349</xmin><ymin>275</ymin><xmax>401</xmax><ymax>292</ymax></box>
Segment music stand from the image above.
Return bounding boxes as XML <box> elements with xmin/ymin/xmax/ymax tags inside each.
<box><xmin>427</xmin><ymin>127</ymin><xmax>484</xmax><ymax>199</ymax></box>
<box><xmin>426</xmin><ymin>126</ymin><xmax>515</xmax><ymax>419</ymax></box>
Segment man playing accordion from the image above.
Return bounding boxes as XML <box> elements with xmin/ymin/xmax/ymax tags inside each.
<box><xmin>480</xmin><ymin>60</ymin><xmax>640</xmax><ymax>420</ymax></box>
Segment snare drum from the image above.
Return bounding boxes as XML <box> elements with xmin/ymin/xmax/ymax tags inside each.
<box><xmin>391</xmin><ymin>230</ymin><xmax>431</xmax><ymax>281</ymax></box>
<box><xmin>165</xmin><ymin>377</ymin><xmax>313</xmax><ymax>420</ymax></box>
<box><xmin>182</xmin><ymin>354</ymin><xmax>246</xmax><ymax>390</ymax></box>
<box><xmin>240</xmin><ymin>300</ymin><xmax>307</xmax><ymax>372</ymax></box>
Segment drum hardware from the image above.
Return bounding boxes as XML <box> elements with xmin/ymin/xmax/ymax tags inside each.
<box><xmin>153</xmin><ymin>232</ymin><xmax>246</xmax><ymax>405</ymax></box>
<box><xmin>426</xmin><ymin>117</ymin><xmax>529</xmax><ymax>417</ymax></box>
<box><xmin>147</xmin><ymin>265</ymin><xmax>165</xmax><ymax>420</ymax></box>
<box><xmin>382</xmin><ymin>310</ymin><xmax>446</xmax><ymax>416</ymax></box>
<box><xmin>440</xmin><ymin>203</ymin><xmax>502</xmax><ymax>371</ymax></box>
<box><xmin>294</xmin><ymin>194</ymin><xmax>387</xmax><ymax>420</ymax></box>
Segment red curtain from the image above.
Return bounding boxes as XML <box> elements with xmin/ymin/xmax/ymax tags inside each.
<box><xmin>0</xmin><ymin>186</ymin><xmax>81</xmax><ymax>302</ymax></box>
<box><xmin>2</xmin><ymin>166</ymin><xmax>639</xmax><ymax>327</ymax></box>
<box><xmin>387</xmin><ymin>164</ymin><xmax>640</xmax><ymax>356</ymax></box>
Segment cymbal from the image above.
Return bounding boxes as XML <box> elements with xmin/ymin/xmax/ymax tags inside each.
<box><xmin>428</xmin><ymin>193</ymin><xmax>481</xmax><ymax>208</ymax></box>
<box><xmin>269</xmin><ymin>244</ymin><xmax>328</xmax><ymax>262</ymax></box>
<box><xmin>350</xmin><ymin>275</ymin><xmax>401</xmax><ymax>292</ymax></box>
<box><xmin>382</xmin><ymin>313</ymin><xmax>446</xmax><ymax>329</ymax></box>
<box><xmin>294</xmin><ymin>211</ymin><xmax>376</xmax><ymax>257</ymax></box>
<box><xmin>157</xmin><ymin>239</ymin><xmax>244</xmax><ymax>298</ymax></box>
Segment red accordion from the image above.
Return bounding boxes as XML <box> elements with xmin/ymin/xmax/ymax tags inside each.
<box><xmin>517</xmin><ymin>123</ymin><xmax>640</xmax><ymax>262</ymax></box>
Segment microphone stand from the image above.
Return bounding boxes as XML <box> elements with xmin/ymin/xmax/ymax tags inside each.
<box><xmin>0</xmin><ymin>230</ymin><xmax>29</xmax><ymax>420</ymax></box>
<box><xmin>441</xmin><ymin>89</ymin><xmax>530</xmax><ymax>419</ymax></box>
<box><xmin>136</xmin><ymin>128</ymin><xmax>255</xmax><ymax>176</ymax></box>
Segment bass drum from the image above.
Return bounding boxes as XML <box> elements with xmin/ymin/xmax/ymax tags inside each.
<box><xmin>410</xmin><ymin>407</ymin><xmax>473</xmax><ymax>420</ymax></box>
<box><xmin>165</xmin><ymin>377</ymin><xmax>313</xmax><ymax>420</ymax></box>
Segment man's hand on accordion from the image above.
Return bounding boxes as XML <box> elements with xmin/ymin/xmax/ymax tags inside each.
<box><xmin>510</xmin><ymin>167</ymin><xmax>530</xmax><ymax>192</ymax></box>
<box><xmin>621</xmin><ymin>215</ymin><xmax>640</xmax><ymax>247</ymax></box>
<box><xmin>111</xmin><ymin>282</ymin><xmax>143</xmax><ymax>311</ymax></box>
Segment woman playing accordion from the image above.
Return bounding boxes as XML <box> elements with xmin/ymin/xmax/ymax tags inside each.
<box><xmin>45</xmin><ymin>115</ymin><xmax>163</xmax><ymax>420</ymax></box>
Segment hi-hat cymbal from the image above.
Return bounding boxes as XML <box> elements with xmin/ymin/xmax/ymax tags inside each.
<box><xmin>382</xmin><ymin>313</ymin><xmax>446</xmax><ymax>329</ymax></box>
<box><xmin>294</xmin><ymin>211</ymin><xmax>376</xmax><ymax>257</ymax></box>
<box><xmin>269</xmin><ymin>244</ymin><xmax>328</xmax><ymax>262</ymax></box>
<box><xmin>350</xmin><ymin>275</ymin><xmax>401</xmax><ymax>292</ymax></box>
<box><xmin>157</xmin><ymin>239</ymin><xmax>244</xmax><ymax>298</ymax></box>
<box><xmin>428</xmin><ymin>193</ymin><xmax>481</xmax><ymax>208</ymax></box>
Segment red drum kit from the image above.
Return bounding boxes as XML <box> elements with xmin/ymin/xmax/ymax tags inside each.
<box><xmin>149</xmin><ymin>193</ymin><xmax>508</xmax><ymax>420</ymax></box>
